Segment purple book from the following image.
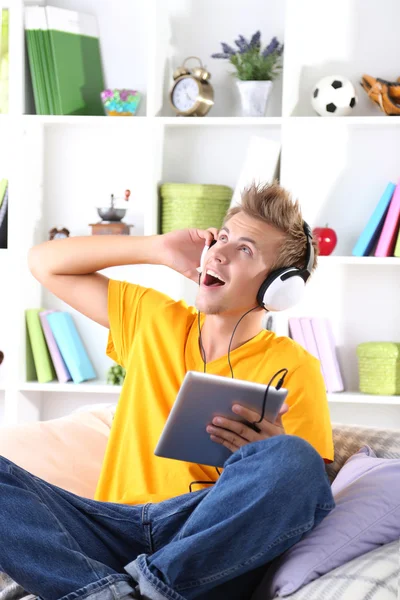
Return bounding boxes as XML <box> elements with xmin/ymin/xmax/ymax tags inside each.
<box><xmin>39</xmin><ymin>310</ymin><xmax>72</xmax><ymax>383</ymax></box>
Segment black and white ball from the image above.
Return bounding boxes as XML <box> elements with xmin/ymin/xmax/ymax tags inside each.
<box><xmin>311</xmin><ymin>75</ymin><xmax>357</xmax><ymax>116</ymax></box>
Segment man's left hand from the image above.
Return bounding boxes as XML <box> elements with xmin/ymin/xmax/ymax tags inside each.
<box><xmin>206</xmin><ymin>403</ymin><xmax>289</xmax><ymax>453</ymax></box>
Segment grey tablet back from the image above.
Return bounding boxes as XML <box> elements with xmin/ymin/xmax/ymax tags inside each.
<box><xmin>154</xmin><ymin>371</ymin><xmax>288</xmax><ymax>467</ymax></box>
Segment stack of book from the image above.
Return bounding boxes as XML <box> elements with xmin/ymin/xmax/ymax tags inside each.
<box><xmin>0</xmin><ymin>8</ymin><xmax>9</xmax><ymax>114</ymax></box>
<box><xmin>25</xmin><ymin>309</ymin><xmax>96</xmax><ymax>384</ymax></box>
<box><xmin>289</xmin><ymin>317</ymin><xmax>344</xmax><ymax>393</ymax></box>
<box><xmin>352</xmin><ymin>179</ymin><xmax>400</xmax><ymax>257</ymax></box>
<box><xmin>0</xmin><ymin>178</ymin><xmax>8</xmax><ymax>249</ymax></box>
<box><xmin>24</xmin><ymin>5</ymin><xmax>105</xmax><ymax>116</ymax></box>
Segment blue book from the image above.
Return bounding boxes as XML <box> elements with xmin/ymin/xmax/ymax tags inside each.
<box><xmin>352</xmin><ymin>182</ymin><xmax>396</xmax><ymax>257</ymax></box>
<box><xmin>46</xmin><ymin>311</ymin><xmax>96</xmax><ymax>383</ymax></box>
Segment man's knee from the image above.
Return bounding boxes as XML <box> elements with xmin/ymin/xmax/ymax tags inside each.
<box><xmin>0</xmin><ymin>455</ymin><xmax>14</xmax><ymax>473</ymax></box>
<box><xmin>240</xmin><ymin>435</ymin><xmax>327</xmax><ymax>482</ymax></box>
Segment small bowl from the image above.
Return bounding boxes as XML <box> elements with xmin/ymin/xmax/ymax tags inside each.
<box><xmin>97</xmin><ymin>207</ymin><xmax>126</xmax><ymax>222</ymax></box>
<box><xmin>101</xmin><ymin>89</ymin><xmax>141</xmax><ymax>116</ymax></box>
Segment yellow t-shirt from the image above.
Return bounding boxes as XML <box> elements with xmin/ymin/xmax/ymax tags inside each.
<box><xmin>95</xmin><ymin>280</ymin><xmax>334</xmax><ymax>505</ymax></box>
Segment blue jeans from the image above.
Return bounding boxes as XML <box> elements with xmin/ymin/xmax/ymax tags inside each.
<box><xmin>0</xmin><ymin>435</ymin><xmax>335</xmax><ymax>600</ymax></box>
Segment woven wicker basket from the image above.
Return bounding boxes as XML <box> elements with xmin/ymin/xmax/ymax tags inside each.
<box><xmin>356</xmin><ymin>342</ymin><xmax>400</xmax><ymax>395</ymax></box>
<box><xmin>160</xmin><ymin>183</ymin><xmax>233</xmax><ymax>233</ymax></box>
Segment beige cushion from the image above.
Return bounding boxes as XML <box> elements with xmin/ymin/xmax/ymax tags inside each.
<box><xmin>0</xmin><ymin>404</ymin><xmax>115</xmax><ymax>499</ymax></box>
<box><xmin>326</xmin><ymin>423</ymin><xmax>400</xmax><ymax>483</ymax></box>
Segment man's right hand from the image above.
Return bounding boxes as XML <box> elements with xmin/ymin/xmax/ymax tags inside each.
<box><xmin>160</xmin><ymin>227</ymin><xmax>219</xmax><ymax>282</ymax></box>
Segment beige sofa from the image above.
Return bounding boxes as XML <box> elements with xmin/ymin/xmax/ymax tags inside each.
<box><xmin>0</xmin><ymin>406</ymin><xmax>399</xmax><ymax>600</ymax></box>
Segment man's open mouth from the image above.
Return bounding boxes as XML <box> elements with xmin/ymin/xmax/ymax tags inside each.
<box><xmin>203</xmin><ymin>269</ymin><xmax>226</xmax><ymax>287</ymax></box>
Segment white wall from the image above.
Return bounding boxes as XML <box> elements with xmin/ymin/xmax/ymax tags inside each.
<box><xmin>162</xmin><ymin>125</ymin><xmax>281</xmax><ymax>185</ymax></box>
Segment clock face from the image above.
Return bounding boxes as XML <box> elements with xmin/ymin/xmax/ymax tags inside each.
<box><xmin>172</xmin><ymin>77</ymin><xmax>200</xmax><ymax>112</ymax></box>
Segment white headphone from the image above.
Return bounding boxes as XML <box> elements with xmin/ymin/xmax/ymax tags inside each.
<box><xmin>197</xmin><ymin>221</ymin><xmax>314</xmax><ymax>312</ymax></box>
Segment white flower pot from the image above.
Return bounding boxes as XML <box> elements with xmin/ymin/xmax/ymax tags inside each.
<box><xmin>236</xmin><ymin>80</ymin><xmax>273</xmax><ymax>117</ymax></box>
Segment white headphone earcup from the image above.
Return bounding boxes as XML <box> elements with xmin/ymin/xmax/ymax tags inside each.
<box><xmin>196</xmin><ymin>245</ymin><xmax>210</xmax><ymax>274</ymax></box>
<box><xmin>261</xmin><ymin>271</ymin><xmax>306</xmax><ymax>311</ymax></box>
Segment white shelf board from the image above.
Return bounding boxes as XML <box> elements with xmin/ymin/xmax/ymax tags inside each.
<box><xmin>21</xmin><ymin>115</ymin><xmax>283</xmax><ymax>127</ymax></box>
<box><xmin>328</xmin><ymin>392</ymin><xmax>400</xmax><ymax>405</ymax></box>
<box><xmin>319</xmin><ymin>256</ymin><xmax>400</xmax><ymax>266</ymax></box>
<box><xmin>159</xmin><ymin>117</ymin><xmax>283</xmax><ymax>127</ymax></box>
<box><xmin>16</xmin><ymin>115</ymin><xmax>400</xmax><ymax>128</ymax></box>
<box><xmin>287</xmin><ymin>116</ymin><xmax>400</xmax><ymax>126</ymax></box>
<box><xmin>24</xmin><ymin>115</ymin><xmax>147</xmax><ymax>126</ymax></box>
<box><xmin>19</xmin><ymin>381</ymin><xmax>122</xmax><ymax>394</ymax></box>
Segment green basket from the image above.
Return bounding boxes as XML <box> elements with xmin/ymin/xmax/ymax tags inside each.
<box><xmin>160</xmin><ymin>183</ymin><xmax>233</xmax><ymax>233</ymax></box>
<box><xmin>356</xmin><ymin>342</ymin><xmax>400</xmax><ymax>395</ymax></box>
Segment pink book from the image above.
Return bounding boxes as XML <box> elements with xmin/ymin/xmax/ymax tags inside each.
<box><xmin>288</xmin><ymin>317</ymin><xmax>306</xmax><ymax>350</ymax></box>
<box><xmin>310</xmin><ymin>318</ymin><xmax>344</xmax><ymax>393</ymax></box>
<box><xmin>39</xmin><ymin>310</ymin><xmax>72</xmax><ymax>383</ymax></box>
<box><xmin>375</xmin><ymin>179</ymin><xmax>400</xmax><ymax>257</ymax></box>
<box><xmin>299</xmin><ymin>317</ymin><xmax>319</xmax><ymax>359</ymax></box>
<box><xmin>300</xmin><ymin>317</ymin><xmax>327</xmax><ymax>385</ymax></box>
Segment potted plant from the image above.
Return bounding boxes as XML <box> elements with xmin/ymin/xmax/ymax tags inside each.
<box><xmin>211</xmin><ymin>31</ymin><xmax>284</xmax><ymax>117</ymax></box>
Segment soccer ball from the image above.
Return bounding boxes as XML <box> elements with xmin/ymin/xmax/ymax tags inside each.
<box><xmin>311</xmin><ymin>75</ymin><xmax>357</xmax><ymax>116</ymax></box>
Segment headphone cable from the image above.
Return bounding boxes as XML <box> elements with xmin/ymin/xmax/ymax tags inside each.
<box><xmin>190</xmin><ymin>274</ymin><xmax>289</xmax><ymax>491</ymax></box>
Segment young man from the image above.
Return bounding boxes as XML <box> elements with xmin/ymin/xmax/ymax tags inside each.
<box><xmin>0</xmin><ymin>183</ymin><xmax>335</xmax><ymax>600</ymax></box>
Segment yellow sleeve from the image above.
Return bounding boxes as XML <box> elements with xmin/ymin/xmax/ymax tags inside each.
<box><xmin>106</xmin><ymin>280</ymin><xmax>148</xmax><ymax>367</ymax></box>
<box><xmin>282</xmin><ymin>356</ymin><xmax>334</xmax><ymax>462</ymax></box>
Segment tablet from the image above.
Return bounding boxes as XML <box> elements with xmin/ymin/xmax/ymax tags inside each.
<box><xmin>154</xmin><ymin>371</ymin><xmax>288</xmax><ymax>467</ymax></box>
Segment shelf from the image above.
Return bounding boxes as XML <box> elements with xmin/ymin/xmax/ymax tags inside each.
<box><xmin>14</xmin><ymin>115</ymin><xmax>400</xmax><ymax>128</ymax></box>
<box><xmin>24</xmin><ymin>115</ymin><xmax>147</xmax><ymax>126</ymax></box>
<box><xmin>160</xmin><ymin>117</ymin><xmax>283</xmax><ymax>127</ymax></box>
<box><xmin>319</xmin><ymin>256</ymin><xmax>400</xmax><ymax>266</ymax></box>
<box><xmin>19</xmin><ymin>115</ymin><xmax>283</xmax><ymax>127</ymax></box>
<box><xmin>19</xmin><ymin>381</ymin><xmax>122</xmax><ymax>394</ymax></box>
<box><xmin>328</xmin><ymin>392</ymin><xmax>400</xmax><ymax>405</ymax></box>
<box><xmin>287</xmin><ymin>116</ymin><xmax>400</xmax><ymax>126</ymax></box>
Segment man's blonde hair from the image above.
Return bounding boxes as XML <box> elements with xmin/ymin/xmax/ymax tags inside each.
<box><xmin>224</xmin><ymin>181</ymin><xmax>318</xmax><ymax>273</ymax></box>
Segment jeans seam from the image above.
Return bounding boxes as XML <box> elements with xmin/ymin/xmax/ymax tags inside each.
<box><xmin>9</xmin><ymin>464</ymin><xmax>106</xmax><ymax>584</ymax></box>
<box><xmin>175</xmin><ymin>518</ymin><xmax>316</xmax><ymax>591</ymax></box>
<box><xmin>142</xmin><ymin>503</ymin><xmax>154</xmax><ymax>554</ymax></box>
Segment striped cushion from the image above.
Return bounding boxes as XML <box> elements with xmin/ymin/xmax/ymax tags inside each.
<box><xmin>277</xmin><ymin>540</ymin><xmax>399</xmax><ymax>600</ymax></box>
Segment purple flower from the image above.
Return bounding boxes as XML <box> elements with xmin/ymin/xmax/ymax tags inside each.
<box><xmin>238</xmin><ymin>35</ymin><xmax>250</xmax><ymax>51</ymax></box>
<box><xmin>221</xmin><ymin>42</ymin><xmax>236</xmax><ymax>55</ymax></box>
<box><xmin>211</xmin><ymin>52</ymin><xmax>231</xmax><ymax>59</ymax></box>
<box><xmin>211</xmin><ymin>32</ymin><xmax>283</xmax><ymax>64</ymax></box>
<box><xmin>120</xmin><ymin>90</ymin><xmax>129</xmax><ymax>101</ymax></box>
<box><xmin>234</xmin><ymin>38</ymin><xmax>247</xmax><ymax>53</ymax></box>
<box><xmin>262</xmin><ymin>36</ymin><xmax>279</xmax><ymax>57</ymax></box>
<box><xmin>250</xmin><ymin>30</ymin><xmax>261</xmax><ymax>49</ymax></box>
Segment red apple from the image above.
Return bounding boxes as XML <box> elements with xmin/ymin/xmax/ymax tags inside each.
<box><xmin>312</xmin><ymin>225</ymin><xmax>337</xmax><ymax>256</ymax></box>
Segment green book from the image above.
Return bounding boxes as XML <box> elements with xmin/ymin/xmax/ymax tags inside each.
<box><xmin>45</xmin><ymin>6</ymin><xmax>105</xmax><ymax>116</ymax></box>
<box><xmin>25</xmin><ymin>8</ymin><xmax>48</xmax><ymax>114</ymax></box>
<box><xmin>36</xmin><ymin>25</ymin><xmax>54</xmax><ymax>114</ymax></box>
<box><xmin>25</xmin><ymin>309</ymin><xmax>56</xmax><ymax>383</ymax></box>
<box><xmin>0</xmin><ymin>9</ymin><xmax>9</xmax><ymax>114</ymax></box>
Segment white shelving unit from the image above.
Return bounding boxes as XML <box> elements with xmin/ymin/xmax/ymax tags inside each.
<box><xmin>1</xmin><ymin>0</ymin><xmax>400</xmax><ymax>427</ymax></box>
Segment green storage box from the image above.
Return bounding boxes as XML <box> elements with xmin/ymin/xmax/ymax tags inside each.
<box><xmin>356</xmin><ymin>342</ymin><xmax>400</xmax><ymax>395</ymax></box>
<box><xmin>160</xmin><ymin>183</ymin><xmax>233</xmax><ymax>233</ymax></box>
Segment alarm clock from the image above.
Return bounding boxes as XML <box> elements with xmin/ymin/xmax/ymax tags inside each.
<box><xmin>170</xmin><ymin>56</ymin><xmax>214</xmax><ymax>117</ymax></box>
<box><xmin>49</xmin><ymin>227</ymin><xmax>70</xmax><ymax>241</ymax></box>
